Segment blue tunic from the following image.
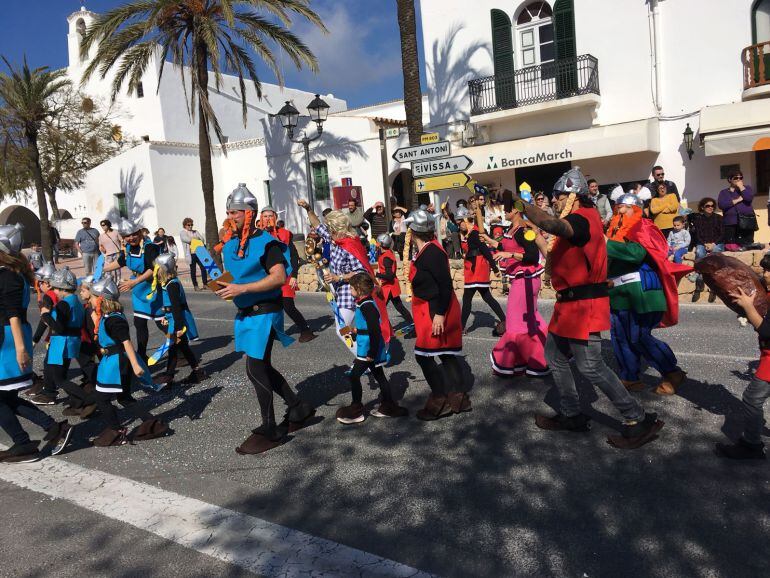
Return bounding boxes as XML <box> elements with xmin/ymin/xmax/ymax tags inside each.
<box><xmin>125</xmin><ymin>241</ymin><xmax>163</xmax><ymax>320</ymax></box>
<box><xmin>47</xmin><ymin>293</ymin><xmax>84</xmax><ymax>365</ymax></box>
<box><xmin>96</xmin><ymin>312</ymin><xmax>127</xmax><ymax>393</ymax></box>
<box><xmin>354</xmin><ymin>298</ymin><xmax>389</xmax><ymax>367</ymax></box>
<box><xmin>0</xmin><ymin>273</ymin><xmax>33</xmax><ymax>390</ymax></box>
<box><xmin>161</xmin><ymin>278</ymin><xmax>199</xmax><ymax>340</ymax></box>
<box><xmin>222</xmin><ymin>229</ymin><xmax>293</xmax><ymax>360</ymax></box>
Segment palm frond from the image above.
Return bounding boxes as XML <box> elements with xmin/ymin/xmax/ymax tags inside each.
<box><xmin>237</xmin><ymin>0</ymin><xmax>328</xmax><ymax>32</ymax></box>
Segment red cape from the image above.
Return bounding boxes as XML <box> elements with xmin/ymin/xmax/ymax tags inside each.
<box><xmin>626</xmin><ymin>219</ymin><xmax>691</xmax><ymax>327</ymax></box>
<box><xmin>336</xmin><ymin>237</ymin><xmax>393</xmax><ymax>343</ymax></box>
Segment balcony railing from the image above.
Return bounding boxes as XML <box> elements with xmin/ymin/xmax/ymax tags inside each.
<box><xmin>468</xmin><ymin>54</ymin><xmax>600</xmax><ymax>116</ymax></box>
<box><xmin>742</xmin><ymin>40</ymin><xmax>770</xmax><ymax>90</ymax></box>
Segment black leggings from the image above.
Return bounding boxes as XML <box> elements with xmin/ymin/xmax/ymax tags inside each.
<box><xmin>461</xmin><ymin>287</ymin><xmax>505</xmax><ymax>328</ymax></box>
<box><xmin>134</xmin><ymin>316</ymin><xmax>165</xmax><ymax>362</ymax></box>
<box><xmin>0</xmin><ymin>389</ymin><xmax>55</xmax><ymax>445</ymax></box>
<box><xmin>245</xmin><ymin>331</ymin><xmax>302</xmax><ymax>431</ymax></box>
<box><xmin>387</xmin><ymin>295</ymin><xmax>413</xmax><ymax>324</ymax></box>
<box><xmin>91</xmin><ymin>360</ymin><xmax>153</xmax><ymax>430</ymax></box>
<box><xmin>282</xmin><ymin>297</ymin><xmax>310</xmax><ymax>332</ymax></box>
<box><xmin>166</xmin><ymin>335</ymin><xmax>198</xmax><ymax>376</ymax></box>
<box><xmin>415</xmin><ymin>354</ymin><xmax>463</xmax><ymax>396</ymax></box>
<box><xmin>349</xmin><ymin>359</ymin><xmax>393</xmax><ymax>404</ymax></box>
<box><xmin>78</xmin><ymin>344</ymin><xmax>99</xmax><ymax>385</ymax></box>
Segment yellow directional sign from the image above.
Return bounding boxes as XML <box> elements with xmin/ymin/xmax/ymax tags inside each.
<box><xmin>420</xmin><ymin>132</ymin><xmax>440</xmax><ymax>144</ymax></box>
<box><xmin>414</xmin><ymin>172</ymin><xmax>471</xmax><ymax>193</ymax></box>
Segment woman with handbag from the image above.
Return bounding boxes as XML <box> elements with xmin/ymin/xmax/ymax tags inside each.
<box><xmin>718</xmin><ymin>171</ymin><xmax>757</xmax><ymax>250</ymax></box>
<box><xmin>99</xmin><ymin>220</ymin><xmax>123</xmax><ymax>283</ymax></box>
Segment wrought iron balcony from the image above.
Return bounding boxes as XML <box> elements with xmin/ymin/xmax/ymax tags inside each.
<box><xmin>468</xmin><ymin>54</ymin><xmax>600</xmax><ymax>116</ymax></box>
<box><xmin>743</xmin><ymin>40</ymin><xmax>770</xmax><ymax>91</ymax></box>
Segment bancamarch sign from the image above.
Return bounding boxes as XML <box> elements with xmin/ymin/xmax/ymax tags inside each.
<box><xmin>485</xmin><ymin>149</ymin><xmax>573</xmax><ymax>170</ymax></box>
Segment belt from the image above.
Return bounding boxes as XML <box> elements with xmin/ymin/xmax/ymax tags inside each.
<box><xmin>162</xmin><ymin>305</ymin><xmax>190</xmax><ymax>313</ymax></box>
<box><xmin>238</xmin><ymin>302</ymin><xmax>282</xmax><ymax>316</ymax></box>
<box><xmin>556</xmin><ymin>283</ymin><xmax>609</xmax><ymax>303</ymax></box>
<box><xmin>608</xmin><ymin>272</ymin><xmax>641</xmax><ymax>288</ymax></box>
<box><xmin>356</xmin><ymin>329</ymin><xmax>369</xmax><ymax>335</ymax></box>
<box><xmin>55</xmin><ymin>328</ymin><xmax>82</xmax><ymax>337</ymax></box>
<box><xmin>100</xmin><ymin>345</ymin><xmax>122</xmax><ymax>356</ymax></box>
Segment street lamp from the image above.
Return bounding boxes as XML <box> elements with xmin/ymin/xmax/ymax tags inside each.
<box><xmin>683</xmin><ymin>123</ymin><xmax>695</xmax><ymax>160</ymax></box>
<box><xmin>276</xmin><ymin>94</ymin><xmax>330</xmax><ymax>212</ymax></box>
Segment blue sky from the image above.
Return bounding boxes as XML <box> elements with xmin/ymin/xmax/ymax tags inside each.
<box><xmin>0</xmin><ymin>0</ymin><xmax>426</xmax><ymax>109</ymax></box>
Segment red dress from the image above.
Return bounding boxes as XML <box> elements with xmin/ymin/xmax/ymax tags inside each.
<box><xmin>757</xmin><ymin>292</ymin><xmax>770</xmax><ymax>382</ymax></box>
<box><xmin>377</xmin><ymin>249</ymin><xmax>401</xmax><ymax>301</ymax></box>
<box><xmin>270</xmin><ymin>227</ymin><xmax>296</xmax><ymax>299</ymax></box>
<box><xmin>410</xmin><ymin>240</ymin><xmax>462</xmax><ymax>356</ymax></box>
<box><xmin>548</xmin><ymin>207</ymin><xmax>610</xmax><ymax>340</ymax></box>
<box><xmin>461</xmin><ymin>227</ymin><xmax>491</xmax><ymax>288</ymax></box>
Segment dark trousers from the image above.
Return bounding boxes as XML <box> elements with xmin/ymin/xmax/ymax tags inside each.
<box><xmin>134</xmin><ymin>317</ymin><xmax>165</xmax><ymax>363</ymax></box>
<box><xmin>610</xmin><ymin>310</ymin><xmax>678</xmax><ymax>382</ymax></box>
<box><xmin>43</xmin><ymin>355</ymin><xmax>71</xmax><ymax>397</ymax></box>
<box><xmin>166</xmin><ymin>334</ymin><xmax>198</xmax><ymax>376</ymax></box>
<box><xmin>415</xmin><ymin>354</ymin><xmax>463</xmax><ymax>396</ymax></box>
<box><xmin>91</xmin><ymin>358</ymin><xmax>153</xmax><ymax>430</ymax></box>
<box><xmin>245</xmin><ymin>331</ymin><xmax>303</xmax><ymax>432</ymax></box>
<box><xmin>190</xmin><ymin>254</ymin><xmax>209</xmax><ymax>288</ymax></box>
<box><xmin>393</xmin><ymin>233</ymin><xmax>406</xmax><ymax>258</ymax></box>
<box><xmin>78</xmin><ymin>344</ymin><xmax>99</xmax><ymax>385</ymax></box>
<box><xmin>387</xmin><ymin>295</ymin><xmax>413</xmax><ymax>324</ymax></box>
<box><xmin>461</xmin><ymin>287</ymin><xmax>506</xmax><ymax>328</ymax></box>
<box><xmin>282</xmin><ymin>297</ymin><xmax>310</xmax><ymax>332</ymax></box>
<box><xmin>0</xmin><ymin>389</ymin><xmax>55</xmax><ymax>445</ymax></box>
<box><xmin>349</xmin><ymin>359</ymin><xmax>393</xmax><ymax>404</ymax></box>
<box><xmin>724</xmin><ymin>224</ymin><xmax>755</xmax><ymax>247</ymax></box>
<box><xmin>741</xmin><ymin>376</ymin><xmax>770</xmax><ymax>445</ymax></box>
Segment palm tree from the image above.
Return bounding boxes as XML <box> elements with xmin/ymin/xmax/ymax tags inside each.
<box><xmin>81</xmin><ymin>0</ymin><xmax>326</xmax><ymax>254</ymax></box>
<box><xmin>0</xmin><ymin>58</ymin><xmax>71</xmax><ymax>260</ymax></box>
<box><xmin>395</xmin><ymin>0</ymin><xmax>423</xmax><ymax>208</ymax></box>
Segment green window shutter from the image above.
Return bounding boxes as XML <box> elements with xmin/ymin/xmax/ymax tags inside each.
<box><xmin>312</xmin><ymin>161</ymin><xmax>330</xmax><ymax>201</ymax></box>
<box><xmin>491</xmin><ymin>9</ymin><xmax>515</xmax><ymax>108</ymax></box>
<box><xmin>554</xmin><ymin>0</ymin><xmax>577</xmax><ymax>95</ymax></box>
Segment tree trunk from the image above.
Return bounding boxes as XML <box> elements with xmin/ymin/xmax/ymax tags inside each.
<box><xmin>46</xmin><ymin>189</ymin><xmax>60</xmax><ymax>220</ymax></box>
<box><xmin>396</xmin><ymin>0</ymin><xmax>424</xmax><ymax>209</ymax></box>
<box><xmin>195</xmin><ymin>44</ymin><xmax>219</xmax><ymax>261</ymax></box>
<box><xmin>26</xmin><ymin>129</ymin><xmax>52</xmax><ymax>261</ymax></box>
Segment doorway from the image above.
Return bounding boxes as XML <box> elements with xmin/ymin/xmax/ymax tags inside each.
<box><xmin>514</xmin><ymin>161</ymin><xmax>571</xmax><ymax>198</ymax></box>
<box><xmin>756</xmin><ymin>149</ymin><xmax>770</xmax><ymax>196</ymax></box>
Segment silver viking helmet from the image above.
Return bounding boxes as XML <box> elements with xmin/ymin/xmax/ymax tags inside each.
<box><xmin>154</xmin><ymin>253</ymin><xmax>177</xmax><ymax>273</ymax></box>
<box><xmin>454</xmin><ymin>206</ymin><xmax>472</xmax><ymax>220</ymax></box>
<box><xmin>49</xmin><ymin>266</ymin><xmax>77</xmax><ymax>291</ymax></box>
<box><xmin>615</xmin><ymin>193</ymin><xmax>644</xmax><ymax>208</ymax></box>
<box><xmin>91</xmin><ymin>276</ymin><xmax>120</xmax><ymax>301</ymax></box>
<box><xmin>553</xmin><ymin>167</ymin><xmax>589</xmax><ymax>198</ymax></box>
<box><xmin>0</xmin><ymin>223</ymin><xmax>24</xmax><ymax>255</ymax></box>
<box><xmin>403</xmin><ymin>209</ymin><xmax>436</xmax><ymax>233</ymax></box>
<box><xmin>260</xmin><ymin>205</ymin><xmax>276</xmax><ymax>215</ymax></box>
<box><xmin>117</xmin><ymin>219</ymin><xmax>141</xmax><ymax>237</ymax></box>
<box><xmin>376</xmin><ymin>233</ymin><xmax>393</xmax><ymax>248</ymax></box>
<box><xmin>80</xmin><ymin>274</ymin><xmax>94</xmax><ymax>289</ymax></box>
<box><xmin>226</xmin><ymin>183</ymin><xmax>258</xmax><ymax>211</ymax></box>
<box><xmin>35</xmin><ymin>262</ymin><xmax>57</xmax><ymax>281</ymax></box>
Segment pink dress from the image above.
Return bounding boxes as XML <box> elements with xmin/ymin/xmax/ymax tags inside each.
<box><xmin>491</xmin><ymin>227</ymin><xmax>549</xmax><ymax>377</ymax></box>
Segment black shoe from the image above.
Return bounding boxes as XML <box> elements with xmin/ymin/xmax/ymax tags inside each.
<box><xmin>716</xmin><ymin>438</ymin><xmax>766</xmax><ymax>460</ymax></box>
<box><xmin>607</xmin><ymin>413</ymin><xmax>664</xmax><ymax>449</ymax></box>
<box><xmin>534</xmin><ymin>413</ymin><xmax>591</xmax><ymax>432</ymax></box>
<box><xmin>493</xmin><ymin>320</ymin><xmax>506</xmax><ymax>337</ymax></box>
<box><xmin>29</xmin><ymin>393</ymin><xmax>57</xmax><ymax>405</ymax></box>
<box><xmin>44</xmin><ymin>420</ymin><xmax>73</xmax><ymax>456</ymax></box>
<box><xmin>691</xmin><ymin>290</ymin><xmax>701</xmax><ymax>303</ymax></box>
<box><xmin>0</xmin><ymin>441</ymin><xmax>41</xmax><ymax>463</ymax></box>
<box><xmin>708</xmin><ymin>291</ymin><xmax>717</xmax><ymax>303</ymax></box>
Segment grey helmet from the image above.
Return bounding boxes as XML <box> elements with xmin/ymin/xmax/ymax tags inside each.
<box><xmin>80</xmin><ymin>274</ymin><xmax>94</xmax><ymax>288</ymax></box>
<box><xmin>376</xmin><ymin>233</ymin><xmax>393</xmax><ymax>249</ymax></box>
<box><xmin>0</xmin><ymin>223</ymin><xmax>24</xmax><ymax>255</ymax></box>
<box><xmin>226</xmin><ymin>183</ymin><xmax>258</xmax><ymax>211</ymax></box>
<box><xmin>615</xmin><ymin>193</ymin><xmax>644</xmax><ymax>208</ymax></box>
<box><xmin>260</xmin><ymin>205</ymin><xmax>276</xmax><ymax>215</ymax></box>
<box><xmin>455</xmin><ymin>206</ymin><xmax>472</xmax><ymax>220</ymax></box>
<box><xmin>117</xmin><ymin>219</ymin><xmax>141</xmax><ymax>237</ymax></box>
<box><xmin>49</xmin><ymin>266</ymin><xmax>77</xmax><ymax>291</ymax></box>
<box><xmin>154</xmin><ymin>252</ymin><xmax>176</xmax><ymax>273</ymax></box>
<box><xmin>403</xmin><ymin>209</ymin><xmax>435</xmax><ymax>233</ymax></box>
<box><xmin>34</xmin><ymin>262</ymin><xmax>57</xmax><ymax>282</ymax></box>
<box><xmin>92</xmin><ymin>276</ymin><xmax>120</xmax><ymax>301</ymax></box>
<box><xmin>553</xmin><ymin>167</ymin><xmax>589</xmax><ymax>197</ymax></box>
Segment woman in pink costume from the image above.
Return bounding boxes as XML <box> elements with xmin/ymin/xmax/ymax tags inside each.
<box><xmin>482</xmin><ymin>195</ymin><xmax>549</xmax><ymax>377</ymax></box>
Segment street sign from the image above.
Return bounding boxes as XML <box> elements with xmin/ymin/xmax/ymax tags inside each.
<box><xmin>413</xmin><ymin>172</ymin><xmax>471</xmax><ymax>192</ymax></box>
<box><xmin>392</xmin><ymin>140</ymin><xmax>451</xmax><ymax>164</ymax></box>
<box><xmin>385</xmin><ymin>127</ymin><xmax>400</xmax><ymax>138</ymax></box>
<box><xmin>411</xmin><ymin>155</ymin><xmax>473</xmax><ymax>178</ymax></box>
<box><xmin>420</xmin><ymin>132</ymin><xmax>440</xmax><ymax>144</ymax></box>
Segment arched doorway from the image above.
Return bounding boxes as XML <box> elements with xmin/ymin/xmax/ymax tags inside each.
<box><xmin>0</xmin><ymin>205</ymin><xmax>40</xmax><ymax>245</ymax></box>
<box><xmin>389</xmin><ymin>168</ymin><xmax>430</xmax><ymax>209</ymax></box>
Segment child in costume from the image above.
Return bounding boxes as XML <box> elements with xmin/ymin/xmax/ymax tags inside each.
<box><xmin>336</xmin><ymin>273</ymin><xmax>407</xmax><ymax>424</ymax></box>
<box><xmin>89</xmin><ymin>277</ymin><xmax>168</xmax><ymax>447</ymax></box>
<box><xmin>151</xmin><ymin>253</ymin><xmax>206</xmax><ymax>387</ymax></box>
<box><xmin>0</xmin><ymin>224</ymin><xmax>72</xmax><ymax>462</ymax></box>
<box><xmin>24</xmin><ymin>262</ymin><xmax>57</xmax><ymax>401</ymax></box>
<box><xmin>375</xmin><ymin>233</ymin><xmax>413</xmax><ymax>328</ymax></box>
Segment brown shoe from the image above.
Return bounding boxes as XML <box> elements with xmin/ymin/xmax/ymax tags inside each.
<box><xmin>298</xmin><ymin>330</ymin><xmax>317</xmax><ymax>343</ymax></box>
<box><xmin>493</xmin><ymin>321</ymin><xmax>506</xmax><ymax>337</ymax></box>
<box><xmin>336</xmin><ymin>402</ymin><xmax>365</xmax><ymax>425</ymax></box>
<box><xmin>447</xmin><ymin>391</ymin><xmax>472</xmax><ymax>414</ymax></box>
<box><xmin>93</xmin><ymin>428</ymin><xmax>129</xmax><ymax>447</ymax></box>
<box><xmin>182</xmin><ymin>368</ymin><xmax>207</xmax><ymax>385</ymax></box>
<box><xmin>156</xmin><ymin>373</ymin><xmax>174</xmax><ymax>389</ymax></box>
<box><xmin>416</xmin><ymin>394</ymin><xmax>452</xmax><ymax>421</ymax></box>
<box><xmin>371</xmin><ymin>400</ymin><xmax>409</xmax><ymax>418</ymax></box>
<box><xmin>62</xmin><ymin>406</ymin><xmax>82</xmax><ymax>417</ymax></box>
<box><xmin>622</xmin><ymin>380</ymin><xmax>645</xmax><ymax>392</ymax></box>
<box><xmin>655</xmin><ymin>370</ymin><xmax>686</xmax><ymax>395</ymax></box>
<box><xmin>79</xmin><ymin>404</ymin><xmax>97</xmax><ymax>419</ymax></box>
<box><xmin>235</xmin><ymin>432</ymin><xmax>284</xmax><ymax>455</ymax></box>
<box><xmin>22</xmin><ymin>382</ymin><xmax>44</xmax><ymax>397</ymax></box>
<box><xmin>131</xmin><ymin>418</ymin><xmax>170</xmax><ymax>441</ymax></box>
<box><xmin>607</xmin><ymin>413</ymin><xmax>664</xmax><ymax>449</ymax></box>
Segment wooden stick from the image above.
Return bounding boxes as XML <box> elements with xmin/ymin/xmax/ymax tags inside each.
<box><xmin>402</xmin><ymin>227</ymin><xmax>413</xmax><ymax>302</ymax></box>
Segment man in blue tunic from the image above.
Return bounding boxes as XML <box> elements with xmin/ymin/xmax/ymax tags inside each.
<box><xmin>216</xmin><ymin>184</ymin><xmax>316</xmax><ymax>455</ymax></box>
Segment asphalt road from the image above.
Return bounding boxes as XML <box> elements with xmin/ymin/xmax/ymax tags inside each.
<box><xmin>1</xmin><ymin>291</ymin><xmax>769</xmax><ymax>577</ymax></box>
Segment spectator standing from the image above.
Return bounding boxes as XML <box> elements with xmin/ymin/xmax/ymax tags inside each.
<box><xmin>535</xmin><ymin>192</ymin><xmax>554</xmax><ymax>216</ymax></box>
<box><xmin>49</xmin><ymin>224</ymin><xmax>60</xmax><ymax>263</ymax></box>
<box><xmin>391</xmin><ymin>206</ymin><xmax>407</xmax><ymax>257</ymax></box>
<box><xmin>363</xmin><ymin>202</ymin><xmax>389</xmax><ymax>239</ymax></box>
<box><xmin>587</xmin><ymin>179</ymin><xmax>612</xmax><ymax>227</ymax></box>
<box><xmin>650</xmin><ymin>182</ymin><xmax>680</xmax><ymax>238</ymax></box>
<box><xmin>644</xmin><ymin>165</ymin><xmax>680</xmax><ymax>201</ymax></box>
<box><xmin>74</xmin><ymin>217</ymin><xmax>101</xmax><ymax>276</ymax></box>
<box><xmin>98</xmin><ymin>219</ymin><xmax>123</xmax><ymax>283</ymax></box>
<box><xmin>718</xmin><ymin>171</ymin><xmax>757</xmax><ymax>249</ymax></box>
<box><xmin>166</xmin><ymin>235</ymin><xmax>179</xmax><ymax>258</ymax></box>
<box><xmin>179</xmin><ymin>217</ymin><xmax>208</xmax><ymax>291</ymax></box>
<box><xmin>667</xmin><ymin>216</ymin><xmax>691</xmax><ymax>264</ymax></box>
<box><xmin>153</xmin><ymin>228</ymin><xmax>170</xmax><ymax>253</ymax></box>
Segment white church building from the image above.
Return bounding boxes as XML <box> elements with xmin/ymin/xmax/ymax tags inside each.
<box><xmin>5</xmin><ymin>1</ymin><xmax>770</xmax><ymax>243</ymax></box>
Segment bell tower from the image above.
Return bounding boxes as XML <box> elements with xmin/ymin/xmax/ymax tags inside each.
<box><xmin>67</xmin><ymin>6</ymin><xmax>97</xmax><ymax>72</ymax></box>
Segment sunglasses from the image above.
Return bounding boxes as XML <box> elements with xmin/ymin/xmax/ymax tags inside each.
<box><xmin>704</xmin><ymin>204</ymin><xmax>715</xmax><ymax>208</ymax></box>
<box><xmin>732</xmin><ymin>176</ymin><xmax>743</xmax><ymax>180</ymax></box>
<box><xmin>654</xmin><ymin>173</ymin><xmax>665</xmax><ymax>177</ymax></box>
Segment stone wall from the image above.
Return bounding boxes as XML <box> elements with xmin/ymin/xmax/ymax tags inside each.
<box><xmin>295</xmin><ymin>250</ymin><xmax>768</xmax><ymax>303</ymax></box>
